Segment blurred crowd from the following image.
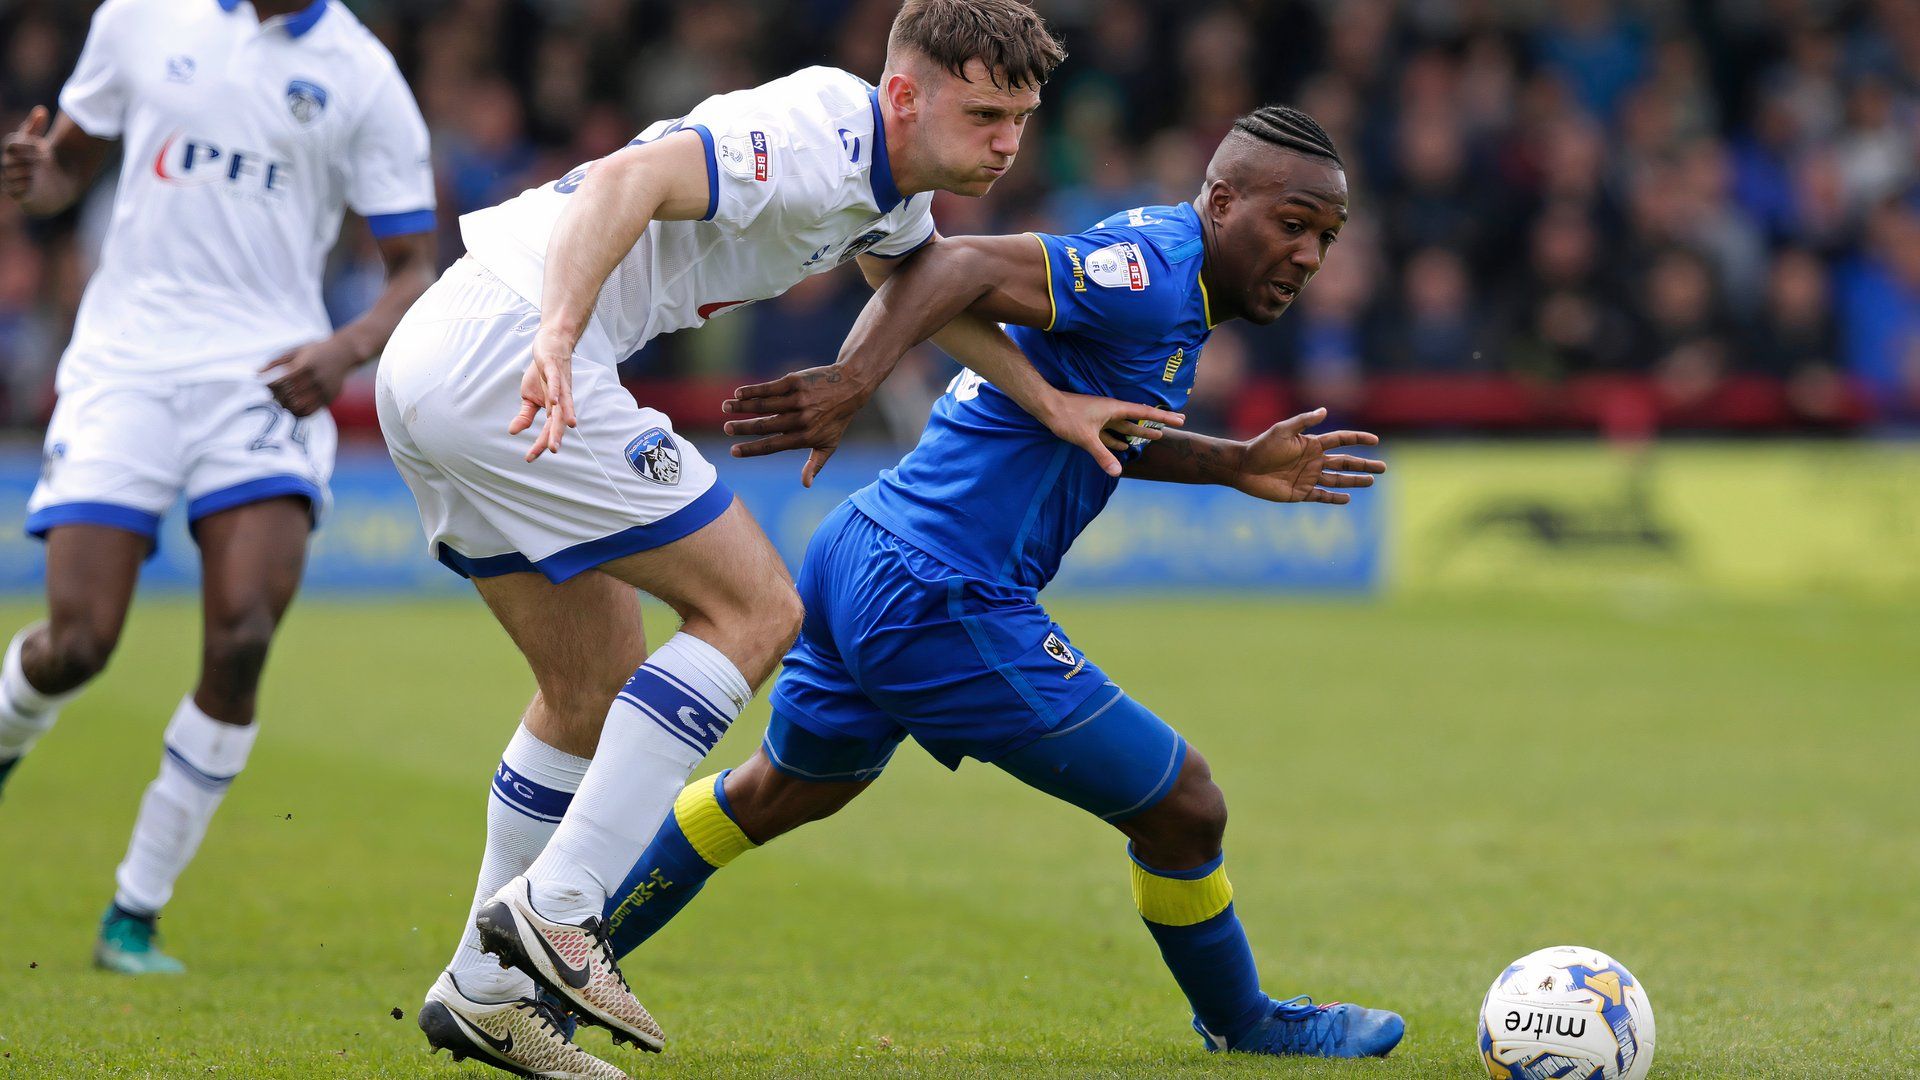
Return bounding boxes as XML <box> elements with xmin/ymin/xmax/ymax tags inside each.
<box><xmin>5</xmin><ymin>0</ymin><xmax>1920</xmax><ymax>434</ymax></box>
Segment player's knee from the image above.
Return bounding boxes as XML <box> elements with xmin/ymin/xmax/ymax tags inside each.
<box><xmin>44</xmin><ymin>616</ymin><xmax>122</xmax><ymax>684</ymax></box>
<box><xmin>725</xmin><ymin>575</ymin><xmax>802</xmax><ymax>680</ymax></box>
<box><xmin>1129</xmin><ymin>758</ymin><xmax>1228</xmax><ymax>866</ymax></box>
<box><xmin>765</xmin><ymin>580</ymin><xmax>804</xmax><ymax>655</ymax></box>
<box><xmin>201</xmin><ymin>609</ymin><xmax>278</xmax><ymax>694</ymax></box>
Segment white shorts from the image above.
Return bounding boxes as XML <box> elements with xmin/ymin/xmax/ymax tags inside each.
<box><xmin>26</xmin><ymin>376</ymin><xmax>336</xmax><ymax>550</ymax></box>
<box><xmin>376</xmin><ymin>258</ymin><xmax>730</xmax><ymax>583</ymax></box>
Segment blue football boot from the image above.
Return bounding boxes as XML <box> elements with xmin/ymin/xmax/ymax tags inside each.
<box><xmin>1197</xmin><ymin>995</ymin><xmax>1405</xmax><ymax>1057</ymax></box>
<box><xmin>94</xmin><ymin>904</ymin><xmax>186</xmax><ymax>975</ymax></box>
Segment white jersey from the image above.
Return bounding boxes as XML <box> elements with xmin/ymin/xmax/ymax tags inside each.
<box><xmin>55</xmin><ymin>0</ymin><xmax>435</xmax><ymax>390</ymax></box>
<box><xmin>460</xmin><ymin>66</ymin><xmax>937</xmax><ymax>364</ymax></box>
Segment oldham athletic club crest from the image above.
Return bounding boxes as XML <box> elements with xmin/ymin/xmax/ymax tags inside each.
<box><xmin>286</xmin><ymin>80</ymin><xmax>328</xmax><ymax>126</ymax></box>
<box><xmin>625</xmin><ymin>427</ymin><xmax>682</xmax><ymax>485</ymax></box>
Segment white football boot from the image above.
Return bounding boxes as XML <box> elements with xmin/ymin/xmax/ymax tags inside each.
<box><xmin>475</xmin><ymin>876</ymin><xmax>665</xmax><ymax>1052</ymax></box>
<box><xmin>418</xmin><ymin>970</ymin><xmax>628</xmax><ymax>1080</ymax></box>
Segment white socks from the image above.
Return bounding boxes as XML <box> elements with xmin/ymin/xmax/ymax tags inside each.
<box><xmin>0</xmin><ymin>628</ymin><xmax>74</xmax><ymax>761</ymax></box>
<box><xmin>449</xmin><ymin>724</ymin><xmax>590</xmax><ymax>1002</ymax></box>
<box><xmin>112</xmin><ymin>696</ymin><xmax>258</xmax><ymax>916</ymax></box>
<box><xmin>524</xmin><ymin>633</ymin><xmax>751</xmax><ymax>923</ymax></box>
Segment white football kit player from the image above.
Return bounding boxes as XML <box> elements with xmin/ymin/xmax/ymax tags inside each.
<box><xmin>378</xmin><ymin>65</ymin><xmax>935</xmax><ymax>580</ymax></box>
<box><xmin>25</xmin><ymin>0</ymin><xmax>435</xmax><ymax>548</ymax></box>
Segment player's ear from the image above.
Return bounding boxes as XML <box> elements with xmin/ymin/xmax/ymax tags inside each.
<box><xmin>1203</xmin><ymin>178</ymin><xmax>1236</xmax><ymax>226</ymax></box>
<box><xmin>883</xmin><ymin>69</ymin><xmax>919</xmax><ymax>121</ymax></box>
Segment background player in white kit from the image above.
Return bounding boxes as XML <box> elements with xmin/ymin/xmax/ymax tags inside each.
<box><xmin>0</xmin><ymin>0</ymin><xmax>436</xmax><ymax>974</ymax></box>
<box><xmin>381</xmin><ymin>2</ymin><xmax>1181</xmax><ymax>1076</ymax></box>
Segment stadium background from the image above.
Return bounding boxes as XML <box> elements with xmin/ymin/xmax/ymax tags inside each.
<box><xmin>0</xmin><ymin>2</ymin><xmax>1915</xmax><ymax>1077</ymax></box>
<box><xmin>4</xmin><ymin>0</ymin><xmax>1920</xmax><ymax>598</ymax></box>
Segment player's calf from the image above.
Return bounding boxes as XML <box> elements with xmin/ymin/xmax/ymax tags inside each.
<box><xmin>193</xmin><ymin>611</ymin><xmax>277</xmax><ymax>722</ymax></box>
<box><xmin>997</xmin><ymin>694</ymin><xmax>1403</xmax><ymax>1057</ymax></box>
<box><xmin>0</xmin><ymin>625</ymin><xmax>80</xmax><ymax>796</ymax></box>
<box><xmin>603</xmin><ymin>750</ymin><xmax>866</xmax><ymax>957</ymax></box>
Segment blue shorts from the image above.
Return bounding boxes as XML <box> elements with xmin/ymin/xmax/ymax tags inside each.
<box><xmin>766</xmin><ymin>503</ymin><xmax>1186</xmax><ymax>820</ymax></box>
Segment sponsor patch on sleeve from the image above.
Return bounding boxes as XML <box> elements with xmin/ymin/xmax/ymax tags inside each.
<box><xmin>717</xmin><ymin>132</ymin><xmax>771</xmax><ymax>181</ymax></box>
<box><xmin>1085</xmin><ymin>242</ymin><xmax>1150</xmax><ymax>290</ymax></box>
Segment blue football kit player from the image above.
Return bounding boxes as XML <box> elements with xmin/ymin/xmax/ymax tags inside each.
<box><xmin>601</xmin><ymin>105</ymin><xmax>1405</xmax><ymax>1059</ymax></box>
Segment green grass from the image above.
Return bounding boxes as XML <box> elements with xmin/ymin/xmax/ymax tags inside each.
<box><xmin>0</xmin><ymin>594</ymin><xmax>1914</xmax><ymax>1078</ymax></box>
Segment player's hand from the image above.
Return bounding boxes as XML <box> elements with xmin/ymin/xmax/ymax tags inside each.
<box><xmin>722</xmin><ymin>363</ymin><xmax>881</xmax><ymax>487</ymax></box>
<box><xmin>1</xmin><ymin>107</ymin><xmax>51</xmax><ymax>204</ymax></box>
<box><xmin>261</xmin><ymin>336</ymin><xmax>360</xmax><ymax>417</ymax></box>
<box><xmin>1040</xmin><ymin>391</ymin><xmax>1186</xmax><ymax>478</ymax></box>
<box><xmin>1233</xmin><ymin>407</ymin><xmax>1385</xmax><ymax>505</ymax></box>
<box><xmin>510</xmin><ymin>327</ymin><xmax>578</xmax><ymax>461</ymax></box>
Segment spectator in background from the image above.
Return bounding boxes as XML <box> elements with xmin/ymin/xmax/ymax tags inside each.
<box><xmin>1750</xmin><ymin>246</ymin><xmax>1850</xmax><ymax>423</ymax></box>
<box><xmin>1838</xmin><ymin>196</ymin><xmax>1920</xmax><ymax>419</ymax></box>
<box><xmin>1534</xmin><ymin>0</ymin><xmax>1646</xmax><ymax>123</ymax></box>
<box><xmin>1504</xmin><ymin>204</ymin><xmax>1638</xmax><ymax>377</ymax></box>
<box><xmin>7</xmin><ymin>0</ymin><xmax>1920</xmax><ymax>432</ymax></box>
<box><xmin>1378</xmin><ymin>246</ymin><xmax>1487</xmax><ymax>373</ymax></box>
<box><xmin>1640</xmin><ymin>247</ymin><xmax>1735</xmax><ymax>413</ymax></box>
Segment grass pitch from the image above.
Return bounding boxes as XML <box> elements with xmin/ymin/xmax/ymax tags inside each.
<box><xmin>0</xmin><ymin>593</ymin><xmax>1913</xmax><ymax>1078</ymax></box>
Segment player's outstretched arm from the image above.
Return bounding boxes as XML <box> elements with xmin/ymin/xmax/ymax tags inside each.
<box><xmin>513</xmin><ymin>132</ymin><xmax>713</xmax><ymax>460</ymax></box>
<box><xmin>263</xmin><ymin>231</ymin><xmax>437</xmax><ymax>416</ymax></box>
<box><xmin>724</xmin><ymin>234</ymin><xmax>1184</xmax><ymax>485</ymax></box>
<box><xmin>1124</xmin><ymin>407</ymin><xmax>1385</xmax><ymax>505</ymax></box>
<box><xmin>1</xmin><ymin>107</ymin><xmax>113</xmax><ymax>217</ymax></box>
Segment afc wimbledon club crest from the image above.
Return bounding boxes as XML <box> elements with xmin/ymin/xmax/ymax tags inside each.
<box><xmin>625</xmin><ymin>427</ymin><xmax>682</xmax><ymax>486</ymax></box>
<box><xmin>1043</xmin><ymin>632</ymin><xmax>1086</xmax><ymax>678</ymax></box>
<box><xmin>286</xmin><ymin>80</ymin><xmax>328</xmax><ymax>126</ymax></box>
<box><xmin>1085</xmin><ymin>242</ymin><xmax>1150</xmax><ymax>290</ymax></box>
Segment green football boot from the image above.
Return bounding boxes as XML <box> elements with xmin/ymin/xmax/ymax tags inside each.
<box><xmin>94</xmin><ymin>904</ymin><xmax>186</xmax><ymax>975</ymax></box>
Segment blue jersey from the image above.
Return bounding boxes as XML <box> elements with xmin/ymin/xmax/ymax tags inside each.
<box><xmin>850</xmin><ymin>203</ymin><xmax>1215</xmax><ymax>591</ymax></box>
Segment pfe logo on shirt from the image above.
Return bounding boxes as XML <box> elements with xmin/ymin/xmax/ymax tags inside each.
<box><xmin>286</xmin><ymin>80</ymin><xmax>328</xmax><ymax>126</ymax></box>
<box><xmin>166</xmin><ymin>56</ymin><xmax>196</xmax><ymax>83</ymax></box>
<box><xmin>625</xmin><ymin>427</ymin><xmax>682</xmax><ymax>486</ymax></box>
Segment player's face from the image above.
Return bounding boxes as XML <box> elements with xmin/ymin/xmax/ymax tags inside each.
<box><xmin>917</xmin><ymin>59</ymin><xmax>1040</xmax><ymax>197</ymax></box>
<box><xmin>1216</xmin><ymin>156</ymin><xmax>1349</xmax><ymax>325</ymax></box>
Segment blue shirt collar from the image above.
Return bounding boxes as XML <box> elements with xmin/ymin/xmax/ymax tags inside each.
<box><xmin>217</xmin><ymin>0</ymin><xmax>330</xmax><ymax>39</ymax></box>
<box><xmin>867</xmin><ymin>87</ymin><xmax>905</xmax><ymax>214</ymax></box>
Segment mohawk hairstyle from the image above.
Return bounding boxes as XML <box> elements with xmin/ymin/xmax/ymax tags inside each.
<box><xmin>887</xmin><ymin>0</ymin><xmax>1066</xmax><ymax>91</ymax></box>
<box><xmin>1231</xmin><ymin>106</ymin><xmax>1343</xmax><ymax>166</ymax></box>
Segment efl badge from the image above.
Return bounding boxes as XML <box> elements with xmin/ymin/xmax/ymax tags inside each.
<box><xmin>166</xmin><ymin>56</ymin><xmax>196</xmax><ymax>83</ymax></box>
<box><xmin>1086</xmin><ymin>242</ymin><xmax>1149</xmax><ymax>290</ymax></box>
<box><xmin>286</xmin><ymin>80</ymin><xmax>328</xmax><ymax>126</ymax></box>
<box><xmin>718</xmin><ymin>131</ymin><xmax>770</xmax><ymax>181</ymax></box>
<box><xmin>625</xmin><ymin>427</ymin><xmax>682</xmax><ymax>485</ymax></box>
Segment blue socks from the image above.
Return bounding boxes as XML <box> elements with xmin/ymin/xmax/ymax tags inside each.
<box><xmin>604</xmin><ymin>771</ymin><xmax>755</xmax><ymax>958</ymax></box>
<box><xmin>1131</xmin><ymin>847</ymin><xmax>1272</xmax><ymax>1045</ymax></box>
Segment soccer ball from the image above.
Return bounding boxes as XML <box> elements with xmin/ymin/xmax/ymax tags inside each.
<box><xmin>1477</xmin><ymin>945</ymin><xmax>1656</xmax><ymax>1080</ymax></box>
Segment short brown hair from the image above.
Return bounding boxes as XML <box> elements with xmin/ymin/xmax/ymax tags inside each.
<box><xmin>886</xmin><ymin>0</ymin><xmax>1066</xmax><ymax>91</ymax></box>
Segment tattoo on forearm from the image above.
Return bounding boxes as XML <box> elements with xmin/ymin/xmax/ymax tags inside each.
<box><xmin>1141</xmin><ymin>433</ymin><xmax>1238</xmax><ymax>483</ymax></box>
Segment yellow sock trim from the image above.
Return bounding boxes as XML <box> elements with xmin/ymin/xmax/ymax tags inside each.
<box><xmin>1131</xmin><ymin>859</ymin><xmax>1234</xmax><ymax>927</ymax></box>
<box><xmin>675</xmin><ymin>774</ymin><xmax>755</xmax><ymax>868</ymax></box>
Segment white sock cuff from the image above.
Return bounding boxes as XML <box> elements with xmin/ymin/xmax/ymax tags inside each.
<box><xmin>163</xmin><ymin>696</ymin><xmax>259</xmax><ymax>781</ymax></box>
<box><xmin>4</xmin><ymin>627</ymin><xmax>74</xmax><ymax>716</ymax></box>
<box><xmin>650</xmin><ymin>632</ymin><xmax>752</xmax><ymax>712</ymax></box>
<box><xmin>500</xmin><ymin>724</ymin><xmax>590</xmax><ymax>791</ymax></box>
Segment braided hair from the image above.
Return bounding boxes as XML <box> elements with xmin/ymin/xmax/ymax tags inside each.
<box><xmin>1230</xmin><ymin>105</ymin><xmax>1342</xmax><ymax>167</ymax></box>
